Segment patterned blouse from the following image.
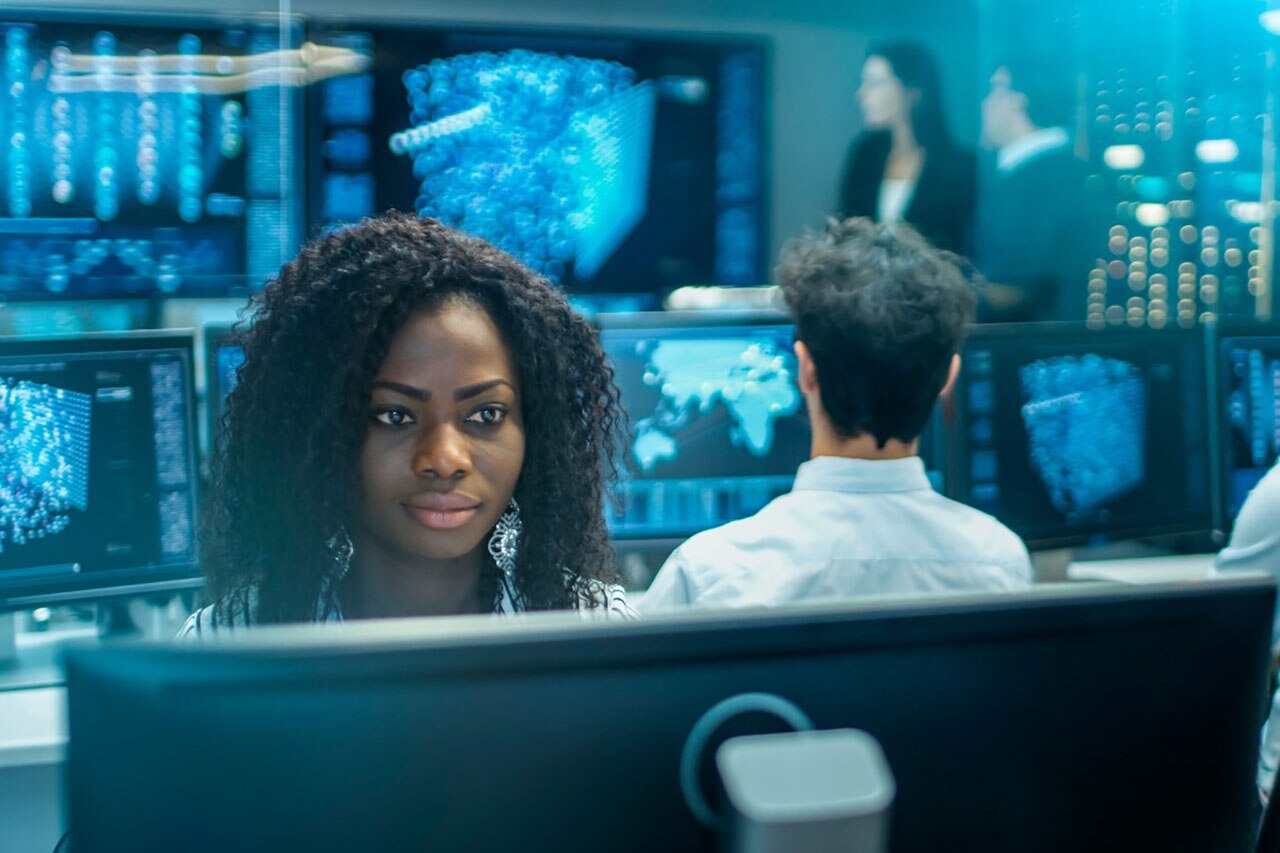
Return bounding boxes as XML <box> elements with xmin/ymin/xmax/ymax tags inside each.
<box><xmin>176</xmin><ymin>570</ymin><xmax>637</xmax><ymax>639</ymax></box>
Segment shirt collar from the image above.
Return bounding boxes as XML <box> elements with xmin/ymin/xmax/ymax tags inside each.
<box><xmin>791</xmin><ymin>455</ymin><xmax>933</xmax><ymax>494</ymax></box>
<box><xmin>997</xmin><ymin>127</ymin><xmax>1069</xmax><ymax>173</ymax></box>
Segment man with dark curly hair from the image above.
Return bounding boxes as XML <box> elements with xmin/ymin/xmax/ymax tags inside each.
<box><xmin>642</xmin><ymin>218</ymin><xmax>1031</xmax><ymax>611</ymax></box>
<box><xmin>179</xmin><ymin>212</ymin><xmax>633</xmax><ymax>634</ymax></box>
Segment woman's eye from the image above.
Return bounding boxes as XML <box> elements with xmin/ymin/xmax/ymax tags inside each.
<box><xmin>373</xmin><ymin>409</ymin><xmax>413</xmax><ymax>427</ymax></box>
<box><xmin>466</xmin><ymin>406</ymin><xmax>507</xmax><ymax>426</ymax></box>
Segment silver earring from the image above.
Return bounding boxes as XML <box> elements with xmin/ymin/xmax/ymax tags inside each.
<box><xmin>487</xmin><ymin>498</ymin><xmax>522</xmax><ymax>578</ymax></box>
<box><xmin>327</xmin><ymin>525</ymin><xmax>355</xmax><ymax>580</ymax></box>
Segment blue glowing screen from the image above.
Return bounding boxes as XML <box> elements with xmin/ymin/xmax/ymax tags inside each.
<box><xmin>993</xmin><ymin>0</ymin><xmax>1272</xmax><ymax>324</ymax></box>
<box><xmin>1019</xmin><ymin>355</ymin><xmax>1147</xmax><ymax>517</ymax></box>
<box><xmin>0</xmin><ymin>342</ymin><xmax>198</xmax><ymax>594</ymax></box>
<box><xmin>956</xmin><ymin>329</ymin><xmax>1210</xmax><ymax>544</ymax></box>
<box><xmin>0</xmin><ymin>14</ymin><xmax>300</xmax><ymax>296</ymax></box>
<box><xmin>1221</xmin><ymin>332</ymin><xmax>1280</xmax><ymax>518</ymax></box>
<box><xmin>600</xmin><ymin>323</ymin><xmax>809</xmax><ymax>539</ymax></box>
<box><xmin>0</xmin><ymin>379</ymin><xmax>92</xmax><ymax>552</ymax></box>
<box><xmin>308</xmin><ymin>25</ymin><xmax>765</xmax><ymax>295</ymax></box>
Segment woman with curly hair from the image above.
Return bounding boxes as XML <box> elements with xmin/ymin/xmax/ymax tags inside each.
<box><xmin>179</xmin><ymin>212</ymin><xmax>634</xmax><ymax>634</ymax></box>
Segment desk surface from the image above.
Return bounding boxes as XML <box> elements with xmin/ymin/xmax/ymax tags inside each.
<box><xmin>1066</xmin><ymin>554</ymin><xmax>1216</xmax><ymax>584</ymax></box>
<box><xmin>0</xmin><ymin>686</ymin><xmax>65</xmax><ymax>770</ymax></box>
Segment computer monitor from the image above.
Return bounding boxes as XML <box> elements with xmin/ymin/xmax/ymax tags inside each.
<box><xmin>304</xmin><ymin>21</ymin><xmax>768</xmax><ymax>295</ymax></box>
<box><xmin>0</xmin><ymin>331</ymin><xmax>200</xmax><ymax>607</ymax></box>
<box><xmin>0</xmin><ymin>11</ymin><xmax>303</xmax><ymax>297</ymax></box>
<box><xmin>950</xmin><ymin>323</ymin><xmax>1213</xmax><ymax>548</ymax></box>
<box><xmin>1216</xmin><ymin>322</ymin><xmax>1280</xmax><ymax>523</ymax></box>
<box><xmin>598</xmin><ymin>312</ymin><xmax>810</xmax><ymax>540</ymax></box>
<box><xmin>65</xmin><ymin>577</ymin><xmax>1274</xmax><ymax>852</ymax></box>
<box><xmin>201</xmin><ymin>323</ymin><xmax>242</xmax><ymax>456</ymax></box>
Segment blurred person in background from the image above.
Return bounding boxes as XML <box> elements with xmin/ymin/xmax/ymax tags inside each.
<box><xmin>839</xmin><ymin>41</ymin><xmax>977</xmax><ymax>255</ymax></box>
<box><xmin>974</xmin><ymin>56</ymin><xmax>1098</xmax><ymax>322</ymax></box>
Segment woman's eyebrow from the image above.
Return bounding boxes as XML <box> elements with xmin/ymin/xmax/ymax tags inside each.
<box><xmin>454</xmin><ymin>379</ymin><xmax>516</xmax><ymax>401</ymax></box>
<box><xmin>371</xmin><ymin>380</ymin><xmax>429</xmax><ymax>401</ymax></box>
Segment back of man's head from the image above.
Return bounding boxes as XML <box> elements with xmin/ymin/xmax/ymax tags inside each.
<box><xmin>778</xmin><ymin>217</ymin><xmax>975</xmax><ymax>447</ymax></box>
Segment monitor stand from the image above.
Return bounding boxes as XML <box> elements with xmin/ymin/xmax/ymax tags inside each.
<box><xmin>0</xmin><ymin>595</ymin><xmax>184</xmax><ymax>691</ymax></box>
<box><xmin>1032</xmin><ymin>549</ymin><xmax>1073</xmax><ymax>583</ymax></box>
<box><xmin>97</xmin><ymin>601</ymin><xmax>145</xmax><ymax>639</ymax></box>
<box><xmin>0</xmin><ymin>614</ymin><xmax>15</xmax><ymax>670</ymax></box>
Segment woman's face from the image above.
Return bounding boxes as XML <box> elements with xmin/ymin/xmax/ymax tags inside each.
<box><xmin>355</xmin><ymin>300</ymin><xmax>525</xmax><ymax>566</ymax></box>
<box><xmin>857</xmin><ymin>55</ymin><xmax>913</xmax><ymax>130</ymax></box>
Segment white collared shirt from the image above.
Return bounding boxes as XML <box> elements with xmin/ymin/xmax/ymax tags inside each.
<box><xmin>877</xmin><ymin>178</ymin><xmax>916</xmax><ymax>224</ymax></box>
<box><xmin>640</xmin><ymin>456</ymin><xmax>1033</xmax><ymax>612</ymax></box>
<box><xmin>997</xmin><ymin>126</ymin><xmax>1070</xmax><ymax>174</ymax></box>
<box><xmin>1211</xmin><ymin>462</ymin><xmax>1280</xmax><ymax>796</ymax></box>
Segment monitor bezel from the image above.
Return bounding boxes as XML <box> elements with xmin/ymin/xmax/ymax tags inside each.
<box><xmin>949</xmin><ymin>321</ymin><xmax>1214</xmax><ymax>550</ymax></box>
<box><xmin>596</xmin><ymin>309</ymin><xmax>806</xmax><ymax>542</ymax></box>
<box><xmin>0</xmin><ymin>7</ymin><xmax>305</xmax><ymax>300</ymax></box>
<box><xmin>63</xmin><ymin>576</ymin><xmax>1274</xmax><ymax>852</ymax></box>
<box><xmin>302</xmin><ymin>17</ymin><xmax>774</xmax><ymax>295</ymax></box>
<box><xmin>0</xmin><ymin>329</ymin><xmax>203</xmax><ymax>609</ymax></box>
<box><xmin>1210</xmin><ymin>319</ymin><xmax>1280</xmax><ymax>535</ymax></box>
<box><xmin>201</xmin><ymin>322</ymin><xmax>240</xmax><ymax>461</ymax></box>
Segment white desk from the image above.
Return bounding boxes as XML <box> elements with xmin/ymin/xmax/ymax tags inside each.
<box><xmin>0</xmin><ymin>686</ymin><xmax>66</xmax><ymax>853</ymax></box>
<box><xmin>1067</xmin><ymin>554</ymin><xmax>1216</xmax><ymax>585</ymax></box>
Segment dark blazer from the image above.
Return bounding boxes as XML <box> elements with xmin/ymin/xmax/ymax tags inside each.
<box><xmin>838</xmin><ymin>130</ymin><xmax>977</xmax><ymax>255</ymax></box>
<box><xmin>973</xmin><ymin>143</ymin><xmax>1100</xmax><ymax>323</ymax></box>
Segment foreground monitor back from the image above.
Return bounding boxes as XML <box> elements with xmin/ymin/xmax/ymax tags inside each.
<box><xmin>65</xmin><ymin>578</ymin><xmax>1274</xmax><ymax>852</ymax></box>
<box><xmin>950</xmin><ymin>323</ymin><xmax>1213</xmax><ymax>547</ymax></box>
<box><xmin>0</xmin><ymin>331</ymin><xmax>200</xmax><ymax>606</ymax></box>
<box><xmin>305</xmin><ymin>21</ymin><xmax>768</xmax><ymax>295</ymax></box>
<box><xmin>0</xmin><ymin>11</ymin><xmax>303</xmax><ymax>297</ymax></box>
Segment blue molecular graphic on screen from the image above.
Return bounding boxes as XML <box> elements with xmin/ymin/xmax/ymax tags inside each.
<box><xmin>0</xmin><ymin>378</ymin><xmax>92</xmax><ymax>552</ymax></box>
<box><xmin>631</xmin><ymin>339</ymin><xmax>801</xmax><ymax>472</ymax></box>
<box><xmin>1019</xmin><ymin>355</ymin><xmax>1146</xmax><ymax>516</ymax></box>
<box><xmin>389</xmin><ymin>50</ymin><xmax>656</xmax><ymax>282</ymax></box>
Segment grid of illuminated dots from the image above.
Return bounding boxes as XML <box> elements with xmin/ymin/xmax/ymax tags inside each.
<box><xmin>1089</xmin><ymin>220</ymin><xmax>1264</xmax><ymax>330</ymax></box>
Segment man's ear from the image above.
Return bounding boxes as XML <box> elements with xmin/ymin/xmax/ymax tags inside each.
<box><xmin>939</xmin><ymin>353</ymin><xmax>961</xmax><ymax>401</ymax></box>
<box><xmin>795</xmin><ymin>340</ymin><xmax>819</xmax><ymax>396</ymax></box>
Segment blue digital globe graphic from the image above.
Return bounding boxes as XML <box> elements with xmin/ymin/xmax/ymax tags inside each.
<box><xmin>631</xmin><ymin>338</ymin><xmax>801</xmax><ymax>473</ymax></box>
<box><xmin>390</xmin><ymin>49</ymin><xmax>656</xmax><ymax>282</ymax></box>
<box><xmin>0</xmin><ymin>378</ymin><xmax>92</xmax><ymax>552</ymax></box>
<box><xmin>1019</xmin><ymin>354</ymin><xmax>1146</xmax><ymax>517</ymax></box>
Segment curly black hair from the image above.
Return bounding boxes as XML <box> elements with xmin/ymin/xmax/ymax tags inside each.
<box><xmin>202</xmin><ymin>212</ymin><xmax>624</xmax><ymax>624</ymax></box>
<box><xmin>777</xmin><ymin>216</ymin><xmax>975</xmax><ymax>448</ymax></box>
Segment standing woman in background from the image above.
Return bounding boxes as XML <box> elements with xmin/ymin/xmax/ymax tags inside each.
<box><xmin>839</xmin><ymin>41</ymin><xmax>977</xmax><ymax>255</ymax></box>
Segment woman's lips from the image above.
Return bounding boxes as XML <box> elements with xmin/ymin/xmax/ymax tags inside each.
<box><xmin>404</xmin><ymin>494</ymin><xmax>481</xmax><ymax>530</ymax></box>
<box><xmin>408</xmin><ymin>506</ymin><xmax>479</xmax><ymax>530</ymax></box>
